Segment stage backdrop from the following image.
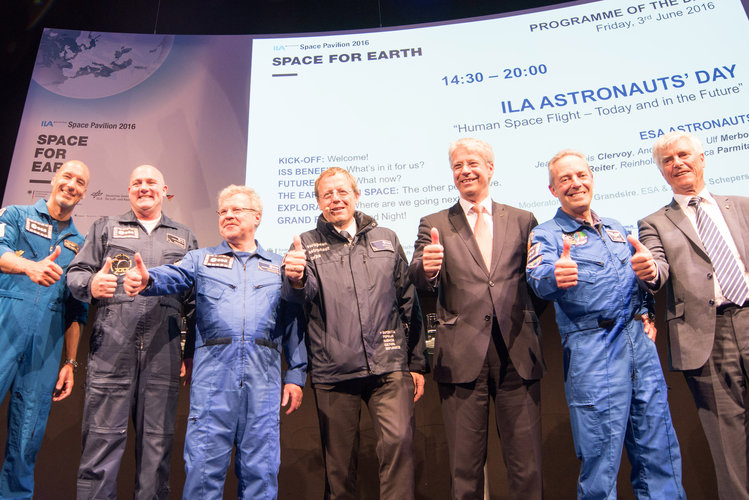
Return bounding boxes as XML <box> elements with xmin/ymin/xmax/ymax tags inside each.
<box><xmin>3</xmin><ymin>0</ymin><xmax>749</xmax><ymax>253</ymax></box>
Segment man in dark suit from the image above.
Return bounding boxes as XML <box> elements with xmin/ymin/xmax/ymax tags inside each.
<box><xmin>638</xmin><ymin>131</ymin><xmax>749</xmax><ymax>499</ymax></box>
<box><xmin>409</xmin><ymin>137</ymin><xmax>545</xmax><ymax>499</ymax></box>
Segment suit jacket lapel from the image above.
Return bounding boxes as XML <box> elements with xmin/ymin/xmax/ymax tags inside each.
<box><xmin>664</xmin><ymin>198</ymin><xmax>709</xmax><ymax>260</ymax></box>
<box><xmin>716</xmin><ymin>195</ymin><xmax>748</xmax><ymax>263</ymax></box>
<box><xmin>490</xmin><ymin>202</ymin><xmax>508</xmax><ymax>275</ymax></box>
<box><xmin>448</xmin><ymin>203</ymin><xmax>487</xmax><ymax>275</ymax></box>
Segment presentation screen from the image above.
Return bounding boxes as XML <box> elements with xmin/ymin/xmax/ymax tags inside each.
<box><xmin>247</xmin><ymin>0</ymin><xmax>749</xmax><ymax>256</ymax></box>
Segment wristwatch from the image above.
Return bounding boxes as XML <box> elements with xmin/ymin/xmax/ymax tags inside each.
<box><xmin>64</xmin><ymin>358</ymin><xmax>79</xmax><ymax>368</ymax></box>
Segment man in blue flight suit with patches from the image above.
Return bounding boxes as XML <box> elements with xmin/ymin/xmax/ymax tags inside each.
<box><xmin>0</xmin><ymin>160</ymin><xmax>90</xmax><ymax>498</ymax></box>
<box><xmin>526</xmin><ymin>150</ymin><xmax>684</xmax><ymax>499</ymax></box>
<box><xmin>123</xmin><ymin>185</ymin><xmax>307</xmax><ymax>500</ymax></box>
<box><xmin>67</xmin><ymin>165</ymin><xmax>198</xmax><ymax>499</ymax></box>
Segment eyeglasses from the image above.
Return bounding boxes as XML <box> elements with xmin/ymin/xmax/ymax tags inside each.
<box><xmin>217</xmin><ymin>207</ymin><xmax>259</xmax><ymax>217</ymax></box>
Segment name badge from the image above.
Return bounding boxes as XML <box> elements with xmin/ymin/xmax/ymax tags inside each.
<box><xmin>204</xmin><ymin>254</ymin><xmax>234</xmax><ymax>269</ymax></box>
<box><xmin>113</xmin><ymin>227</ymin><xmax>139</xmax><ymax>239</ymax></box>
<box><xmin>25</xmin><ymin>218</ymin><xmax>53</xmax><ymax>239</ymax></box>
<box><xmin>258</xmin><ymin>260</ymin><xmax>281</xmax><ymax>275</ymax></box>
<box><xmin>370</xmin><ymin>240</ymin><xmax>394</xmax><ymax>252</ymax></box>
<box><xmin>64</xmin><ymin>240</ymin><xmax>80</xmax><ymax>254</ymax></box>
<box><xmin>167</xmin><ymin>233</ymin><xmax>186</xmax><ymax>249</ymax></box>
<box><xmin>605</xmin><ymin>229</ymin><xmax>626</xmax><ymax>243</ymax></box>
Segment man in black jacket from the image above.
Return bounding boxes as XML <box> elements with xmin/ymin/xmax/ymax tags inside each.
<box><xmin>282</xmin><ymin>167</ymin><xmax>427</xmax><ymax>500</ymax></box>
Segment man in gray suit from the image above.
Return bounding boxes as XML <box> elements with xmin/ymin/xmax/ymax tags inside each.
<box><xmin>409</xmin><ymin>137</ymin><xmax>545</xmax><ymax>499</ymax></box>
<box><xmin>638</xmin><ymin>131</ymin><xmax>749</xmax><ymax>499</ymax></box>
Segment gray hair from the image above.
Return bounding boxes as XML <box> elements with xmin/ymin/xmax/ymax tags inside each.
<box><xmin>218</xmin><ymin>185</ymin><xmax>263</xmax><ymax>214</ymax></box>
<box><xmin>448</xmin><ymin>138</ymin><xmax>494</xmax><ymax>165</ymax></box>
<box><xmin>652</xmin><ymin>132</ymin><xmax>704</xmax><ymax>170</ymax></box>
<box><xmin>547</xmin><ymin>149</ymin><xmax>588</xmax><ymax>184</ymax></box>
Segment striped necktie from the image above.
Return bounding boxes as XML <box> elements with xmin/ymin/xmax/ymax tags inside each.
<box><xmin>688</xmin><ymin>197</ymin><xmax>748</xmax><ymax>305</ymax></box>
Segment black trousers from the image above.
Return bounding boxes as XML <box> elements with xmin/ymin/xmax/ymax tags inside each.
<box><xmin>313</xmin><ymin>371</ymin><xmax>416</xmax><ymax>500</ymax></box>
<box><xmin>438</xmin><ymin>320</ymin><xmax>542</xmax><ymax>500</ymax></box>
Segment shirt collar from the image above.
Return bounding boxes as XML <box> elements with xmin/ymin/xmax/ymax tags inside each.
<box><xmin>216</xmin><ymin>239</ymin><xmax>272</xmax><ymax>261</ymax></box>
<box><xmin>334</xmin><ymin>219</ymin><xmax>357</xmax><ymax>239</ymax></box>
<box><xmin>554</xmin><ymin>207</ymin><xmax>601</xmax><ymax>232</ymax></box>
<box><xmin>673</xmin><ymin>187</ymin><xmax>714</xmax><ymax>211</ymax></box>
<box><xmin>459</xmin><ymin>196</ymin><xmax>493</xmax><ymax>217</ymax></box>
<box><xmin>37</xmin><ymin>198</ymin><xmax>80</xmax><ymax>236</ymax></box>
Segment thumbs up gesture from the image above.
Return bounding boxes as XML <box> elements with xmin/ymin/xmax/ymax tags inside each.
<box><xmin>91</xmin><ymin>256</ymin><xmax>118</xmax><ymax>298</ymax></box>
<box><xmin>422</xmin><ymin>227</ymin><xmax>444</xmax><ymax>279</ymax></box>
<box><xmin>554</xmin><ymin>238</ymin><xmax>578</xmax><ymax>289</ymax></box>
<box><xmin>26</xmin><ymin>246</ymin><xmax>63</xmax><ymax>286</ymax></box>
<box><xmin>627</xmin><ymin>234</ymin><xmax>657</xmax><ymax>282</ymax></box>
<box><xmin>124</xmin><ymin>253</ymin><xmax>150</xmax><ymax>296</ymax></box>
<box><xmin>283</xmin><ymin>235</ymin><xmax>306</xmax><ymax>284</ymax></box>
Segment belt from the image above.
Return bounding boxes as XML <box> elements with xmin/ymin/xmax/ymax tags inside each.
<box><xmin>717</xmin><ymin>301</ymin><xmax>749</xmax><ymax>314</ymax></box>
<box><xmin>597</xmin><ymin>312</ymin><xmax>651</xmax><ymax>329</ymax></box>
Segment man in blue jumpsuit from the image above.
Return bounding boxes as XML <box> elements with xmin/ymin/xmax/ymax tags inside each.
<box><xmin>124</xmin><ymin>184</ymin><xmax>307</xmax><ymax>500</ymax></box>
<box><xmin>67</xmin><ymin>165</ymin><xmax>197</xmax><ymax>499</ymax></box>
<box><xmin>526</xmin><ymin>150</ymin><xmax>684</xmax><ymax>499</ymax></box>
<box><xmin>0</xmin><ymin>160</ymin><xmax>90</xmax><ymax>498</ymax></box>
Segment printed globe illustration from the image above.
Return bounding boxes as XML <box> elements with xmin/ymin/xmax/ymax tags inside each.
<box><xmin>33</xmin><ymin>29</ymin><xmax>174</xmax><ymax>99</ymax></box>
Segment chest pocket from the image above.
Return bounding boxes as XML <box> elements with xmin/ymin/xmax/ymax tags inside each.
<box><xmin>198</xmin><ymin>272</ymin><xmax>235</xmax><ymax>301</ymax></box>
<box><xmin>196</xmin><ymin>272</ymin><xmax>236</xmax><ymax>335</ymax></box>
<box><xmin>570</xmin><ymin>252</ymin><xmax>604</xmax><ymax>285</ymax></box>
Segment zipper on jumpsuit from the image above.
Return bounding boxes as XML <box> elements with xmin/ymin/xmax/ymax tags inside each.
<box><xmin>240</xmin><ymin>260</ymin><xmax>246</xmax><ymax>388</ymax></box>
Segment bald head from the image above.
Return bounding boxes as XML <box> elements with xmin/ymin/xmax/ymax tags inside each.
<box><xmin>47</xmin><ymin>160</ymin><xmax>90</xmax><ymax>220</ymax></box>
<box><xmin>128</xmin><ymin>164</ymin><xmax>168</xmax><ymax>220</ymax></box>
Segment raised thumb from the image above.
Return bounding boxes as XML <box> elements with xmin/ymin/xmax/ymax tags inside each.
<box><xmin>47</xmin><ymin>245</ymin><xmax>61</xmax><ymax>261</ymax></box>
<box><xmin>99</xmin><ymin>256</ymin><xmax>113</xmax><ymax>274</ymax></box>
<box><xmin>627</xmin><ymin>234</ymin><xmax>645</xmax><ymax>252</ymax></box>
<box><xmin>134</xmin><ymin>252</ymin><xmax>147</xmax><ymax>273</ymax></box>
<box><xmin>561</xmin><ymin>238</ymin><xmax>572</xmax><ymax>259</ymax></box>
<box><xmin>430</xmin><ymin>227</ymin><xmax>440</xmax><ymax>246</ymax></box>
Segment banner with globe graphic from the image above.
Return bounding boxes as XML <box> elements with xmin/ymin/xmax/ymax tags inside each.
<box><xmin>4</xmin><ymin>29</ymin><xmax>252</xmax><ymax>244</ymax></box>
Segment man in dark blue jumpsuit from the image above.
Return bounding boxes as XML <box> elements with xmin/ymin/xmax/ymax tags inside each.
<box><xmin>67</xmin><ymin>165</ymin><xmax>197</xmax><ymax>499</ymax></box>
<box><xmin>124</xmin><ymin>185</ymin><xmax>306</xmax><ymax>499</ymax></box>
<box><xmin>526</xmin><ymin>150</ymin><xmax>684</xmax><ymax>499</ymax></box>
<box><xmin>0</xmin><ymin>160</ymin><xmax>90</xmax><ymax>498</ymax></box>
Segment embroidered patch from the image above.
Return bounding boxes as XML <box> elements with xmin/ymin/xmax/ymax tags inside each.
<box><xmin>113</xmin><ymin>227</ymin><xmax>139</xmax><ymax>239</ymax></box>
<box><xmin>605</xmin><ymin>229</ymin><xmax>626</xmax><ymax>243</ymax></box>
<box><xmin>370</xmin><ymin>240</ymin><xmax>394</xmax><ymax>252</ymax></box>
<box><xmin>204</xmin><ymin>254</ymin><xmax>234</xmax><ymax>269</ymax></box>
<box><xmin>563</xmin><ymin>230</ymin><xmax>588</xmax><ymax>246</ymax></box>
<box><xmin>63</xmin><ymin>240</ymin><xmax>80</xmax><ymax>254</ymax></box>
<box><xmin>527</xmin><ymin>255</ymin><xmax>543</xmax><ymax>269</ymax></box>
<box><xmin>25</xmin><ymin>218</ymin><xmax>53</xmax><ymax>239</ymax></box>
<box><xmin>111</xmin><ymin>253</ymin><xmax>133</xmax><ymax>275</ymax></box>
<box><xmin>0</xmin><ymin>207</ymin><xmax>6</xmax><ymax>218</ymax></box>
<box><xmin>527</xmin><ymin>231</ymin><xmax>535</xmax><ymax>251</ymax></box>
<box><xmin>380</xmin><ymin>330</ymin><xmax>399</xmax><ymax>350</ymax></box>
<box><xmin>166</xmin><ymin>233</ymin><xmax>186</xmax><ymax>249</ymax></box>
<box><xmin>258</xmin><ymin>260</ymin><xmax>281</xmax><ymax>275</ymax></box>
<box><xmin>306</xmin><ymin>242</ymin><xmax>330</xmax><ymax>261</ymax></box>
<box><xmin>527</xmin><ymin>242</ymin><xmax>541</xmax><ymax>261</ymax></box>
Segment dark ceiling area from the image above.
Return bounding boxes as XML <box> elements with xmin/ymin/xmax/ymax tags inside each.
<box><xmin>0</xmin><ymin>0</ymin><xmax>565</xmax><ymax>197</ymax></box>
